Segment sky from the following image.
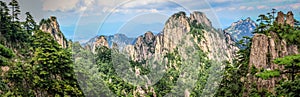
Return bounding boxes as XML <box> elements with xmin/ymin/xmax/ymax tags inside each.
<box><xmin>3</xmin><ymin>0</ymin><xmax>300</xmax><ymax>43</ymax></box>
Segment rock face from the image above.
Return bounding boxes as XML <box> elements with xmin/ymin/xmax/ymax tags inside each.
<box><xmin>247</xmin><ymin>32</ymin><xmax>298</xmax><ymax>93</ymax></box>
<box><xmin>286</xmin><ymin>11</ymin><xmax>294</xmax><ymax>27</ymax></box>
<box><xmin>39</xmin><ymin>16</ymin><xmax>67</xmax><ymax>48</ymax></box>
<box><xmin>275</xmin><ymin>11</ymin><xmax>294</xmax><ymax>26</ymax></box>
<box><xmin>162</xmin><ymin>12</ymin><xmax>191</xmax><ymax>53</ymax></box>
<box><xmin>124</xmin><ymin>11</ymin><xmax>237</xmax><ymax>62</ymax></box>
<box><xmin>122</xmin><ymin>11</ymin><xmax>238</xmax><ymax>96</ymax></box>
<box><xmin>125</xmin><ymin>31</ymin><xmax>156</xmax><ymax>61</ymax></box>
<box><xmin>190</xmin><ymin>11</ymin><xmax>212</xmax><ymax>27</ymax></box>
<box><xmin>224</xmin><ymin>17</ymin><xmax>257</xmax><ymax>42</ymax></box>
<box><xmin>92</xmin><ymin>36</ymin><xmax>109</xmax><ymax>52</ymax></box>
<box><xmin>246</xmin><ymin>11</ymin><xmax>299</xmax><ymax>94</ymax></box>
<box><xmin>276</xmin><ymin>11</ymin><xmax>285</xmax><ymax>25</ymax></box>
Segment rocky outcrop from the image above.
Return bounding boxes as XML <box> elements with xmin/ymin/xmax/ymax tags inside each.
<box><xmin>286</xmin><ymin>11</ymin><xmax>294</xmax><ymax>27</ymax></box>
<box><xmin>92</xmin><ymin>36</ymin><xmax>109</xmax><ymax>52</ymax></box>
<box><xmin>123</xmin><ymin>31</ymin><xmax>156</xmax><ymax>62</ymax></box>
<box><xmin>124</xmin><ymin>11</ymin><xmax>237</xmax><ymax>63</ymax></box>
<box><xmin>275</xmin><ymin>11</ymin><xmax>294</xmax><ymax>26</ymax></box>
<box><xmin>246</xmin><ymin>11</ymin><xmax>299</xmax><ymax>94</ymax></box>
<box><xmin>162</xmin><ymin>12</ymin><xmax>191</xmax><ymax>53</ymax></box>
<box><xmin>190</xmin><ymin>11</ymin><xmax>212</xmax><ymax>27</ymax></box>
<box><xmin>276</xmin><ymin>11</ymin><xmax>285</xmax><ymax>25</ymax></box>
<box><xmin>247</xmin><ymin>32</ymin><xmax>298</xmax><ymax>93</ymax></box>
<box><xmin>39</xmin><ymin>16</ymin><xmax>67</xmax><ymax>48</ymax></box>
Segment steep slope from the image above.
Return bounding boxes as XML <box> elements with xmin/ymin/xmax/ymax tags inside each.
<box><xmin>119</xmin><ymin>11</ymin><xmax>239</xmax><ymax>96</ymax></box>
<box><xmin>245</xmin><ymin>11</ymin><xmax>299</xmax><ymax>94</ymax></box>
<box><xmin>39</xmin><ymin>16</ymin><xmax>68</xmax><ymax>48</ymax></box>
<box><xmin>224</xmin><ymin>17</ymin><xmax>257</xmax><ymax>42</ymax></box>
<box><xmin>124</xmin><ymin>11</ymin><xmax>237</xmax><ymax>63</ymax></box>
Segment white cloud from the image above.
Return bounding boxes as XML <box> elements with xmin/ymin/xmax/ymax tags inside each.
<box><xmin>290</xmin><ymin>3</ymin><xmax>300</xmax><ymax>9</ymax></box>
<box><xmin>257</xmin><ymin>5</ymin><xmax>268</xmax><ymax>9</ymax></box>
<box><xmin>239</xmin><ymin>6</ymin><xmax>247</xmax><ymax>10</ymax></box>
<box><xmin>246</xmin><ymin>7</ymin><xmax>254</xmax><ymax>10</ymax></box>
<box><xmin>209</xmin><ymin>0</ymin><xmax>235</xmax><ymax>3</ymax></box>
<box><xmin>228</xmin><ymin>7</ymin><xmax>236</xmax><ymax>11</ymax></box>
<box><xmin>121</xmin><ymin>0</ymin><xmax>168</xmax><ymax>8</ymax></box>
<box><xmin>42</xmin><ymin>0</ymin><xmax>79</xmax><ymax>11</ymax></box>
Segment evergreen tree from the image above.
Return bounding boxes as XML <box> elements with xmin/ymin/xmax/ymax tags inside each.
<box><xmin>23</xmin><ymin>12</ymin><xmax>36</xmax><ymax>35</ymax></box>
<box><xmin>29</xmin><ymin>30</ymin><xmax>83</xmax><ymax>96</ymax></box>
<box><xmin>256</xmin><ymin>54</ymin><xmax>300</xmax><ymax>96</ymax></box>
<box><xmin>0</xmin><ymin>1</ymin><xmax>12</xmax><ymax>45</ymax></box>
<box><xmin>8</xmin><ymin>0</ymin><xmax>20</xmax><ymax>21</ymax></box>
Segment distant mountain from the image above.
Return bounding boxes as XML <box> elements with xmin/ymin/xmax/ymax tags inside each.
<box><xmin>224</xmin><ymin>17</ymin><xmax>257</xmax><ymax>42</ymax></box>
<box><xmin>82</xmin><ymin>33</ymin><xmax>135</xmax><ymax>52</ymax></box>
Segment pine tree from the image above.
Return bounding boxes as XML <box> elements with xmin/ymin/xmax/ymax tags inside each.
<box><xmin>8</xmin><ymin>0</ymin><xmax>20</xmax><ymax>22</ymax></box>
<box><xmin>0</xmin><ymin>1</ymin><xmax>12</xmax><ymax>45</ymax></box>
<box><xmin>256</xmin><ymin>54</ymin><xmax>300</xmax><ymax>96</ymax></box>
<box><xmin>23</xmin><ymin>12</ymin><xmax>36</xmax><ymax>35</ymax></box>
<box><xmin>25</xmin><ymin>30</ymin><xmax>83</xmax><ymax>96</ymax></box>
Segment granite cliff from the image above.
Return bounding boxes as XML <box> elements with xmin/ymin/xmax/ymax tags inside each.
<box><xmin>245</xmin><ymin>11</ymin><xmax>299</xmax><ymax>95</ymax></box>
<box><xmin>39</xmin><ymin>16</ymin><xmax>68</xmax><ymax>48</ymax></box>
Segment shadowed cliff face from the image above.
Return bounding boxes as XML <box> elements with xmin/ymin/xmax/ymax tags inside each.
<box><xmin>246</xmin><ymin>11</ymin><xmax>298</xmax><ymax>94</ymax></box>
<box><xmin>39</xmin><ymin>16</ymin><xmax>68</xmax><ymax>48</ymax></box>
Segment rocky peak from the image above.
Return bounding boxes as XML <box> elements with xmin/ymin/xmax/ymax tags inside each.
<box><xmin>224</xmin><ymin>17</ymin><xmax>257</xmax><ymax>42</ymax></box>
<box><xmin>286</xmin><ymin>11</ymin><xmax>294</xmax><ymax>27</ymax></box>
<box><xmin>39</xmin><ymin>16</ymin><xmax>67</xmax><ymax>48</ymax></box>
<box><xmin>144</xmin><ymin>31</ymin><xmax>155</xmax><ymax>44</ymax></box>
<box><xmin>190</xmin><ymin>11</ymin><xmax>212</xmax><ymax>27</ymax></box>
<box><xmin>275</xmin><ymin>11</ymin><xmax>294</xmax><ymax>27</ymax></box>
<box><xmin>128</xmin><ymin>31</ymin><xmax>156</xmax><ymax>61</ymax></box>
<box><xmin>245</xmin><ymin>17</ymin><xmax>251</xmax><ymax>21</ymax></box>
<box><xmin>276</xmin><ymin>11</ymin><xmax>285</xmax><ymax>25</ymax></box>
<box><xmin>92</xmin><ymin>36</ymin><xmax>109</xmax><ymax>53</ymax></box>
<box><xmin>163</xmin><ymin>11</ymin><xmax>190</xmax><ymax>53</ymax></box>
<box><xmin>123</xmin><ymin>11</ymin><xmax>237</xmax><ymax>62</ymax></box>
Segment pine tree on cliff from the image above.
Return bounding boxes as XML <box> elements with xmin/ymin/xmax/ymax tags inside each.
<box><xmin>256</xmin><ymin>54</ymin><xmax>300</xmax><ymax>96</ymax></box>
<box><xmin>29</xmin><ymin>30</ymin><xmax>83</xmax><ymax>96</ymax></box>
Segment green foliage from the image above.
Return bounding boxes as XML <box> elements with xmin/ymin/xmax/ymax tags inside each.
<box><xmin>276</xmin><ymin>78</ymin><xmax>300</xmax><ymax>97</ymax></box>
<box><xmin>23</xmin><ymin>12</ymin><xmax>37</xmax><ymax>34</ymax></box>
<box><xmin>251</xmin><ymin>66</ymin><xmax>258</xmax><ymax>75</ymax></box>
<box><xmin>216</xmin><ymin>37</ymin><xmax>252</xmax><ymax>97</ymax></box>
<box><xmin>256</xmin><ymin>54</ymin><xmax>300</xmax><ymax>96</ymax></box>
<box><xmin>30</xmin><ymin>30</ymin><xmax>83</xmax><ymax>96</ymax></box>
<box><xmin>189</xmin><ymin>20</ymin><xmax>205</xmax><ymax>42</ymax></box>
<box><xmin>0</xmin><ymin>44</ymin><xmax>14</xmax><ymax>66</ymax></box>
<box><xmin>9</xmin><ymin>0</ymin><xmax>20</xmax><ymax>21</ymax></box>
<box><xmin>255</xmin><ymin>70</ymin><xmax>280</xmax><ymax>80</ymax></box>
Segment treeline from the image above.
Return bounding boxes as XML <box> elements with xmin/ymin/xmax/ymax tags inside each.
<box><xmin>0</xmin><ymin>0</ymin><xmax>83</xmax><ymax>96</ymax></box>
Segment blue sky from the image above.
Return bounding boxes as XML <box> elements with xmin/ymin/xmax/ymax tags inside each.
<box><xmin>6</xmin><ymin>0</ymin><xmax>300</xmax><ymax>43</ymax></box>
